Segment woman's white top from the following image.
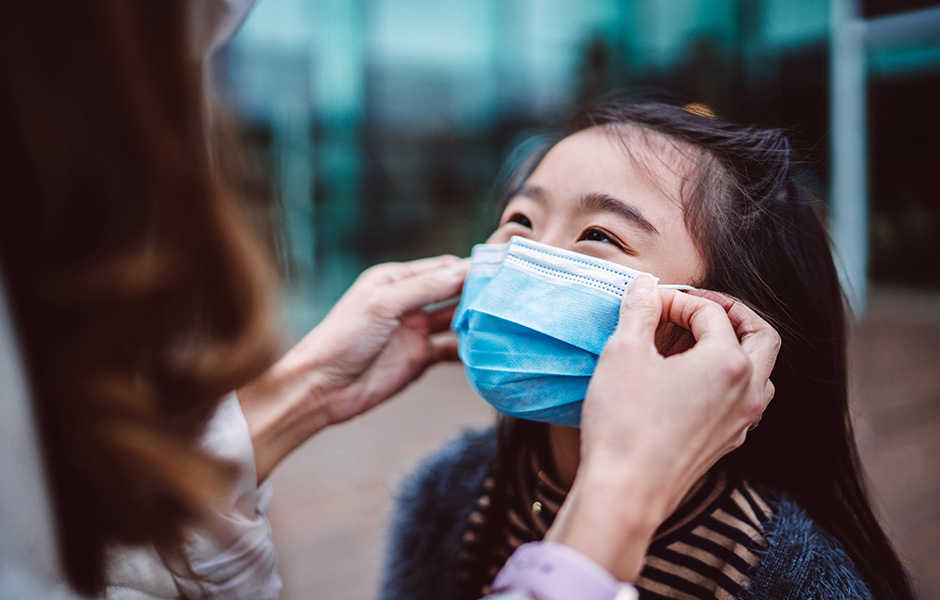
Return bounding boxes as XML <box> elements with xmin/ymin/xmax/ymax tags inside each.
<box><xmin>103</xmin><ymin>394</ymin><xmax>281</xmax><ymax>600</ymax></box>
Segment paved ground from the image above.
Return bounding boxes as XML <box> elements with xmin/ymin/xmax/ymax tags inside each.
<box><xmin>268</xmin><ymin>285</ymin><xmax>940</xmax><ymax>600</ymax></box>
<box><xmin>849</xmin><ymin>287</ymin><xmax>940</xmax><ymax>599</ymax></box>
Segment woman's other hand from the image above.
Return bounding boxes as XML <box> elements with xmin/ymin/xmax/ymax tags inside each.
<box><xmin>546</xmin><ymin>274</ymin><xmax>780</xmax><ymax>582</ymax></box>
<box><xmin>238</xmin><ymin>255</ymin><xmax>469</xmax><ymax>483</ymax></box>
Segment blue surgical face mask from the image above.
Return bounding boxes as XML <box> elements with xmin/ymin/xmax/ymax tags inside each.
<box><xmin>452</xmin><ymin>236</ymin><xmax>693</xmax><ymax>427</ymax></box>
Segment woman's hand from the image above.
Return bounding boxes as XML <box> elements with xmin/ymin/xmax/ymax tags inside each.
<box><xmin>546</xmin><ymin>274</ymin><xmax>780</xmax><ymax>582</ymax></box>
<box><xmin>238</xmin><ymin>255</ymin><xmax>468</xmax><ymax>483</ymax></box>
<box><xmin>291</xmin><ymin>254</ymin><xmax>469</xmax><ymax>423</ymax></box>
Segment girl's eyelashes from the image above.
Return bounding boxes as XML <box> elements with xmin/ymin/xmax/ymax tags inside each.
<box><xmin>504</xmin><ymin>212</ymin><xmax>532</xmax><ymax>229</ymax></box>
<box><xmin>579</xmin><ymin>227</ymin><xmax>614</xmax><ymax>244</ymax></box>
<box><xmin>578</xmin><ymin>227</ymin><xmax>636</xmax><ymax>254</ymax></box>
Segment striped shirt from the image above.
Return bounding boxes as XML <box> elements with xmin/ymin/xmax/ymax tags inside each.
<box><xmin>454</xmin><ymin>439</ymin><xmax>774</xmax><ymax>600</ymax></box>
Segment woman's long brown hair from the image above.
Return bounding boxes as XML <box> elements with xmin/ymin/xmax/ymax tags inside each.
<box><xmin>0</xmin><ymin>2</ymin><xmax>278</xmax><ymax>593</ymax></box>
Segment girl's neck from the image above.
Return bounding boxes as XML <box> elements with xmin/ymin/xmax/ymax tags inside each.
<box><xmin>546</xmin><ymin>423</ymin><xmax>581</xmax><ymax>490</ymax></box>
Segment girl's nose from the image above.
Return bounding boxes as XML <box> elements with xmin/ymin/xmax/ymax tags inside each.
<box><xmin>536</xmin><ymin>226</ymin><xmax>576</xmax><ymax>253</ymax></box>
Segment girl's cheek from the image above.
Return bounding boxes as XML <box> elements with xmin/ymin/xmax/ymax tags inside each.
<box><xmin>486</xmin><ymin>229</ymin><xmax>510</xmax><ymax>244</ymax></box>
<box><xmin>487</xmin><ymin>224</ymin><xmax>533</xmax><ymax>244</ymax></box>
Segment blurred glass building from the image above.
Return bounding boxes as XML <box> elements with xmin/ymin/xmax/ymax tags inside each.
<box><xmin>210</xmin><ymin>0</ymin><xmax>940</xmax><ymax>329</ymax></box>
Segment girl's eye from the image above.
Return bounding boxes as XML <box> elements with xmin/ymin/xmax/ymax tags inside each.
<box><xmin>578</xmin><ymin>227</ymin><xmax>635</xmax><ymax>255</ymax></box>
<box><xmin>579</xmin><ymin>227</ymin><xmax>616</xmax><ymax>245</ymax></box>
<box><xmin>506</xmin><ymin>213</ymin><xmax>532</xmax><ymax>229</ymax></box>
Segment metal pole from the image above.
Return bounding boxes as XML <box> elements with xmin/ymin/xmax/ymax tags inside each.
<box><xmin>829</xmin><ymin>0</ymin><xmax>868</xmax><ymax>315</ymax></box>
<box><xmin>864</xmin><ymin>5</ymin><xmax>940</xmax><ymax>53</ymax></box>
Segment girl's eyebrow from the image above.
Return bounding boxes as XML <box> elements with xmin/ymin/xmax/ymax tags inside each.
<box><xmin>514</xmin><ymin>183</ymin><xmax>548</xmax><ymax>205</ymax></box>
<box><xmin>513</xmin><ymin>184</ymin><xmax>659</xmax><ymax>235</ymax></box>
<box><xmin>580</xmin><ymin>192</ymin><xmax>659</xmax><ymax>235</ymax></box>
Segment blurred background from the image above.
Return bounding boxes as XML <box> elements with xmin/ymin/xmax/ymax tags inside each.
<box><xmin>206</xmin><ymin>0</ymin><xmax>940</xmax><ymax>598</ymax></box>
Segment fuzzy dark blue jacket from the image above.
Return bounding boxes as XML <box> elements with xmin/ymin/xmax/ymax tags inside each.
<box><xmin>377</xmin><ymin>427</ymin><xmax>873</xmax><ymax>600</ymax></box>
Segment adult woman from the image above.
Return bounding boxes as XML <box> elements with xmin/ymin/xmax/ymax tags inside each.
<box><xmin>379</xmin><ymin>99</ymin><xmax>915</xmax><ymax>599</ymax></box>
<box><xmin>0</xmin><ymin>4</ymin><xmax>778</xmax><ymax>599</ymax></box>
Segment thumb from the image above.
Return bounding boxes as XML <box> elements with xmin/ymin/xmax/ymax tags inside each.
<box><xmin>616</xmin><ymin>274</ymin><xmax>662</xmax><ymax>341</ymax></box>
<box><xmin>380</xmin><ymin>259</ymin><xmax>468</xmax><ymax>317</ymax></box>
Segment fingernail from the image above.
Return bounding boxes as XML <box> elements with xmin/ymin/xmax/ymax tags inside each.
<box><xmin>627</xmin><ymin>274</ymin><xmax>655</xmax><ymax>295</ymax></box>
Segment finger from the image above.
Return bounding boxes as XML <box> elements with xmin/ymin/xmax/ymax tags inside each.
<box><xmin>397</xmin><ymin>301</ymin><xmax>459</xmax><ymax>335</ymax></box>
<box><xmin>614</xmin><ymin>274</ymin><xmax>663</xmax><ymax>343</ymax></box>
<box><xmin>731</xmin><ymin>309</ymin><xmax>780</xmax><ymax>390</ymax></box>
<box><xmin>429</xmin><ymin>332</ymin><xmax>460</xmax><ymax>363</ymax></box>
<box><xmin>377</xmin><ymin>259</ymin><xmax>470</xmax><ymax>318</ymax></box>
<box><xmin>426</xmin><ymin>301</ymin><xmax>459</xmax><ymax>333</ymax></box>
<box><xmin>369</xmin><ymin>254</ymin><xmax>466</xmax><ymax>285</ymax></box>
<box><xmin>686</xmin><ymin>288</ymin><xmax>737</xmax><ymax>311</ymax></box>
<box><xmin>739</xmin><ymin>323</ymin><xmax>780</xmax><ymax>393</ymax></box>
<box><xmin>690</xmin><ymin>290</ymin><xmax>781</xmax><ymax>386</ymax></box>
<box><xmin>688</xmin><ymin>290</ymin><xmax>763</xmax><ymax>340</ymax></box>
<box><xmin>659</xmin><ymin>290</ymin><xmax>738</xmax><ymax>346</ymax></box>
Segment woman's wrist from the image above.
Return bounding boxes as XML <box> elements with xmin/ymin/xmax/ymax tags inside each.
<box><xmin>236</xmin><ymin>345</ymin><xmax>336</xmax><ymax>484</ymax></box>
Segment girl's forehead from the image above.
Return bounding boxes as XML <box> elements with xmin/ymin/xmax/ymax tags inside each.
<box><xmin>574</xmin><ymin>125</ymin><xmax>697</xmax><ymax>177</ymax></box>
<box><xmin>509</xmin><ymin>125</ymin><xmax>705</xmax><ymax>286</ymax></box>
<box><xmin>532</xmin><ymin>125</ymin><xmax>698</xmax><ymax>206</ymax></box>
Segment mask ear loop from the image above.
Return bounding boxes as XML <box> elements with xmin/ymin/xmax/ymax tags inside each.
<box><xmin>659</xmin><ymin>284</ymin><xmax>697</xmax><ymax>292</ymax></box>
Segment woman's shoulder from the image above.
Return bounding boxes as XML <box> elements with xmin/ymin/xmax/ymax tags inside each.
<box><xmin>744</xmin><ymin>493</ymin><xmax>873</xmax><ymax>600</ymax></box>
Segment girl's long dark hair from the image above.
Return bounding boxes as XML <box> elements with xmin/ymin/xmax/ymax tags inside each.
<box><xmin>493</xmin><ymin>97</ymin><xmax>914</xmax><ymax>600</ymax></box>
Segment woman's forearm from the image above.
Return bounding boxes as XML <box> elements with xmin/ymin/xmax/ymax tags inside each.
<box><xmin>236</xmin><ymin>345</ymin><xmax>335</xmax><ymax>484</ymax></box>
<box><xmin>544</xmin><ymin>461</ymin><xmax>663</xmax><ymax>582</ymax></box>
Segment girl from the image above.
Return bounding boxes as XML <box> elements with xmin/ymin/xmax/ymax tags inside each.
<box><xmin>378</xmin><ymin>98</ymin><xmax>915</xmax><ymax>600</ymax></box>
